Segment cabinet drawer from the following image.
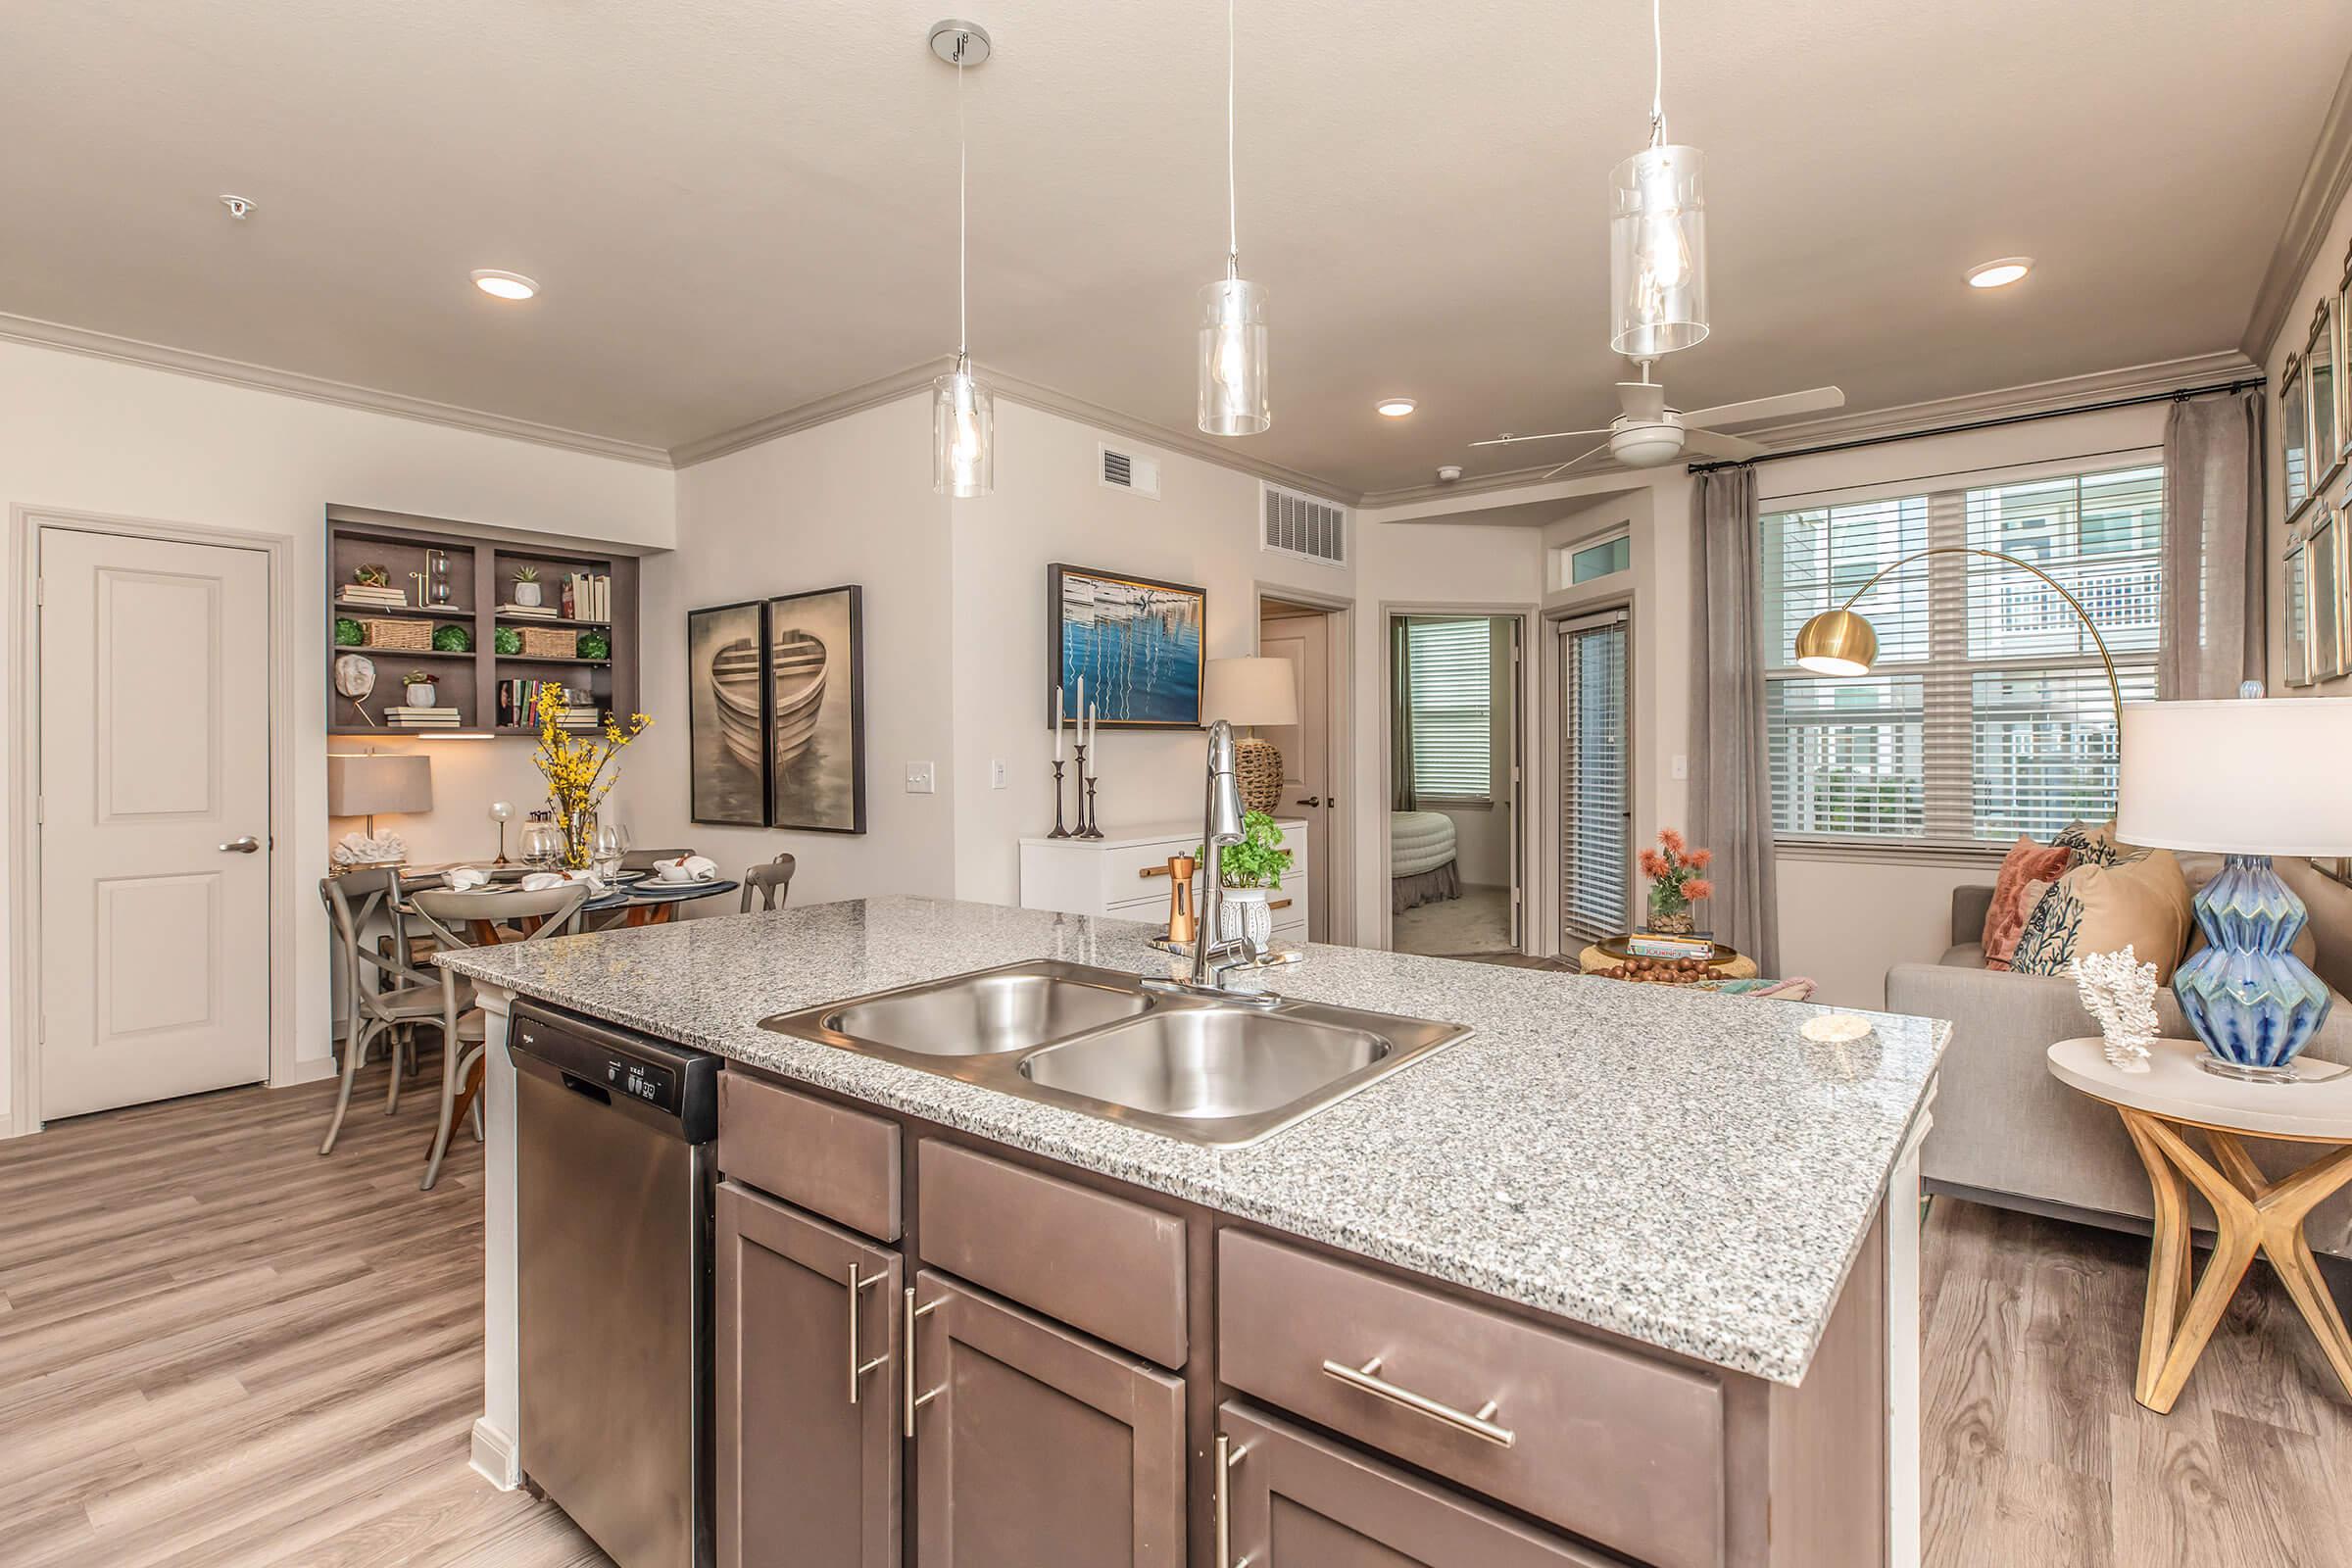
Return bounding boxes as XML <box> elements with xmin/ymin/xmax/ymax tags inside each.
<box><xmin>1218</xmin><ymin>1232</ymin><xmax>1724</xmax><ymax>1568</ymax></box>
<box><xmin>1102</xmin><ymin>839</ymin><xmax>1198</xmax><ymax>905</ymax></box>
<box><xmin>720</xmin><ymin>1072</ymin><xmax>902</xmax><ymax>1242</ymax></box>
<box><xmin>918</xmin><ymin>1140</ymin><xmax>1187</xmax><ymax>1367</ymax></box>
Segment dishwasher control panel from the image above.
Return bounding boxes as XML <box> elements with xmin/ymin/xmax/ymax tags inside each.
<box><xmin>511</xmin><ymin>1002</ymin><xmax>720</xmax><ymax>1142</ymax></box>
<box><xmin>604</xmin><ymin>1053</ymin><xmax>676</xmax><ymax>1108</ymax></box>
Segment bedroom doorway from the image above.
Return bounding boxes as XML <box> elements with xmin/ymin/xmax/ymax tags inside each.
<box><xmin>1386</xmin><ymin>611</ymin><xmax>1524</xmax><ymax>957</ymax></box>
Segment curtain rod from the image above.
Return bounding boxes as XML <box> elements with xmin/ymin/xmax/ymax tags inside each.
<box><xmin>1687</xmin><ymin>375</ymin><xmax>2266</xmax><ymax>474</ymax></box>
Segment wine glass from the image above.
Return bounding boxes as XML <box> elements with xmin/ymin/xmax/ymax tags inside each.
<box><xmin>519</xmin><ymin>821</ymin><xmax>558</xmax><ymax>870</ymax></box>
<box><xmin>591</xmin><ymin>822</ymin><xmax>627</xmax><ymax>884</ymax></box>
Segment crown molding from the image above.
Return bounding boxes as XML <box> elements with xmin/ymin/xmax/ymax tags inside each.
<box><xmin>0</xmin><ymin>311</ymin><xmax>673</xmax><ymax>467</ymax></box>
<box><xmin>2243</xmin><ymin>50</ymin><xmax>2352</xmax><ymax>365</ymax></box>
<box><xmin>667</xmin><ymin>358</ymin><xmax>957</xmax><ymax>467</ymax></box>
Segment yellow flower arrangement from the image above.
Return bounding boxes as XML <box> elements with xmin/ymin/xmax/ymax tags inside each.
<box><xmin>533</xmin><ymin>689</ymin><xmax>653</xmax><ymax>868</ymax></box>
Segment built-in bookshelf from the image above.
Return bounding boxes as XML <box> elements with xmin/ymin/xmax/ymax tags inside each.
<box><xmin>326</xmin><ymin>509</ymin><xmax>640</xmax><ymax>738</ymax></box>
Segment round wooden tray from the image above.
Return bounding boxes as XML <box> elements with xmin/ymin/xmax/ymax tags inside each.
<box><xmin>1591</xmin><ymin>933</ymin><xmax>1740</xmax><ymax>964</ymax></box>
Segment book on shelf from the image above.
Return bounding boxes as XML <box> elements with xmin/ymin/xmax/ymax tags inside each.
<box><xmin>338</xmin><ymin>587</ymin><xmax>409</xmax><ymax>607</ymax></box>
<box><xmin>498</xmin><ymin>678</ymin><xmax>602</xmax><ymax>731</ymax></box>
<box><xmin>558</xmin><ymin>571</ymin><xmax>612</xmax><ymax>622</ymax></box>
<box><xmin>497</xmin><ymin>602</ymin><xmax>558</xmax><ymax>618</ymax></box>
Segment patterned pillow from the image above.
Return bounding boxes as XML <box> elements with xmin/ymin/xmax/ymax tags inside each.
<box><xmin>1984</xmin><ymin>835</ymin><xmax>2076</xmax><ymax>969</ymax></box>
<box><xmin>2011</xmin><ymin>849</ymin><xmax>2193</xmax><ymax>982</ymax></box>
<box><xmin>2051</xmin><ymin>820</ymin><xmax>2128</xmax><ymax>867</ymax></box>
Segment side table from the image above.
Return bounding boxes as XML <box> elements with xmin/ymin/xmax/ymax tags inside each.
<box><xmin>2046</xmin><ymin>1037</ymin><xmax>2352</xmax><ymax>1413</ymax></box>
<box><xmin>1576</xmin><ymin>936</ymin><xmax>1760</xmax><ymax>981</ymax></box>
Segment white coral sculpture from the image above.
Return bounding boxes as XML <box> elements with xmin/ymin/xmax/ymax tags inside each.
<box><xmin>2070</xmin><ymin>945</ymin><xmax>2160</xmax><ymax>1073</ymax></box>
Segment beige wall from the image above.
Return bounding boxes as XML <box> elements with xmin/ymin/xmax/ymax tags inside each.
<box><xmin>2265</xmin><ymin>180</ymin><xmax>2352</xmax><ymax>689</ymax></box>
<box><xmin>0</xmin><ymin>338</ymin><xmax>676</xmax><ymax>1124</ymax></box>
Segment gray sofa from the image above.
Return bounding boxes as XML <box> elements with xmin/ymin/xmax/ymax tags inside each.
<box><xmin>1886</xmin><ymin>855</ymin><xmax>2352</xmax><ymax>1260</ymax></box>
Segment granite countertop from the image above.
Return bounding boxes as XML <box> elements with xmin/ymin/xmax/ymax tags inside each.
<box><xmin>440</xmin><ymin>896</ymin><xmax>1946</xmax><ymax>1384</ymax></box>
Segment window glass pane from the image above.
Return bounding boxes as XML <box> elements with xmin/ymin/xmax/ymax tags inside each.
<box><xmin>1969</xmin><ymin>665</ymin><xmax>2158</xmax><ymax>841</ymax></box>
<box><xmin>1762</xmin><ymin>497</ymin><xmax>1933</xmax><ymax>665</ymax></box>
<box><xmin>1570</xmin><ymin>535</ymin><xmax>1631</xmax><ymax>583</ymax></box>
<box><xmin>1965</xmin><ymin>466</ymin><xmax>2162</xmax><ymax>661</ymax></box>
<box><xmin>1767</xmin><ymin>675</ymin><xmax>1926</xmax><ymax>838</ymax></box>
<box><xmin>1405</xmin><ymin>617</ymin><xmax>1493</xmax><ymax>800</ymax></box>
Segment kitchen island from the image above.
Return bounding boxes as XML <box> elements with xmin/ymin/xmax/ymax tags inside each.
<box><xmin>442</xmin><ymin>896</ymin><xmax>1945</xmax><ymax>1567</ymax></box>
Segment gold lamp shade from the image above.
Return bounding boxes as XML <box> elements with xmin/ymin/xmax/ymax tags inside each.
<box><xmin>1793</xmin><ymin>608</ymin><xmax>1879</xmax><ymax>676</ymax></box>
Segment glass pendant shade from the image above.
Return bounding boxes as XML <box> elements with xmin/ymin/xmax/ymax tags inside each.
<box><xmin>1609</xmin><ymin>142</ymin><xmax>1709</xmax><ymax>359</ymax></box>
<box><xmin>1198</xmin><ymin>276</ymin><xmax>1270</xmax><ymax>436</ymax></box>
<box><xmin>933</xmin><ymin>363</ymin><xmax>994</xmax><ymax>497</ymax></box>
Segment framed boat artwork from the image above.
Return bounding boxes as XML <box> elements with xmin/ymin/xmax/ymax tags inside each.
<box><xmin>765</xmin><ymin>585</ymin><xmax>866</xmax><ymax>834</ymax></box>
<box><xmin>1046</xmin><ymin>564</ymin><xmax>1205</xmax><ymax>730</ymax></box>
<box><xmin>687</xmin><ymin>599</ymin><xmax>768</xmax><ymax>826</ymax></box>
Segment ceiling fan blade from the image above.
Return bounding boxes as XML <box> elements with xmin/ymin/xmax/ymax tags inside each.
<box><xmin>1616</xmin><ymin>380</ymin><xmax>1670</xmax><ymax>422</ymax></box>
<box><xmin>1679</xmin><ymin>385</ymin><xmax>1845</xmax><ymax>429</ymax></box>
<box><xmin>1682</xmin><ymin>427</ymin><xmax>1769</xmax><ymax>462</ymax></box>
<box><xmin>1540</xmin><ymin>440</ymin><xmax>1616</xmax><ymax>480</ymax></box>
<box><xmin>1469</xmin><ymin>427</ymin><xmax>1613</xmax><ymax>449</ymax></box>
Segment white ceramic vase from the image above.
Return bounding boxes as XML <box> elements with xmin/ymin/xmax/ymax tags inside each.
<box><xmin>514</xmin><ymin>580</ymin><xmax>543</xmax><ymax>608</ymax></box>
<box><xmin>406</xmin><ymin>681</ymin><xmax>437</xmax><ymax>709</ymax></box>
<box><xmin>1215</xmin><ymin>886</ymin><xmax>1274</xmax><ymax>949</ymax></box>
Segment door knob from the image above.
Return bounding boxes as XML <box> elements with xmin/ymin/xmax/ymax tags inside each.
<box><xmin>1295</xmin><ymin>797</ymin><xmax>1323</xmax><ymax>808</ymax></box>
<box><xmin>220</xmin><ymin>836</ymin><xmax>261</xmax><ymax>854</ymax></box>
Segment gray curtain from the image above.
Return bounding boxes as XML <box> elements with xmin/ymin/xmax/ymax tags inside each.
<box><xmin>2159</xmin><ymin>388</ymin><xmax>2267</xmax><ymax>698</ymax></box>
<box><xmin>1688</xmin><ymin>466</ymin><xmax>1780</xmax><ymax>975</ymax></box>
<box><xmin>1390</xmin><ymin>618</ymin><xmax>1418</xmax><ymax>812</ymax></box>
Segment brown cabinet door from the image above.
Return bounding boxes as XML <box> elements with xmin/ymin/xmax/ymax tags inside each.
<box><xmin>910</xmin><ymin>1270</ymin><xmax>1186</xmax><ymax>1568</ymax></box>
<box><xmin>716</xmin><ymin>1180</ymin><xmax>902</xmax><ymax>1568</ymax></box>
<box><xmin>1217</xmin><ymin>1402</ymin><xmax>1620</xmax><ymax>1568</ymax></box>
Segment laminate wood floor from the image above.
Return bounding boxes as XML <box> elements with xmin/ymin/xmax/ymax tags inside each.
<box><xmin>0</xmin><ymin>1060</ymin><xmax>609</xmax><ymax>1567</ymax></box>
<box><xmin>10</xmin><ymin>1075</ymin><xmax>2352</xmax><ymax>1566</ymax></box>
<box><xmin>1922</xmin><ymin>1196</ymin><xmax>2352</xmax><ymax>1568</ymax></box>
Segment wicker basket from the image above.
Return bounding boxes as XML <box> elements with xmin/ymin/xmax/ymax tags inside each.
<box><xmin>1234</xmin><ymin>736</ymin><xmax>1284</xmax><ymax>813</ymax></box>
<box><xmin>359</xmin><ymin>616</ymin><xmax>433</xmax><ymax>652</ymax></box>
<box><xmin>518</xmin><ymin>625</ymin><xmax>579</xmax><ymax>659</ymax></box>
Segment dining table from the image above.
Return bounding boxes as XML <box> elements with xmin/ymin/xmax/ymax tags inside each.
<box><xmin>394</xmin><ymin>863</ymin><xmax>740</xmax><ymax>945</ymax></box>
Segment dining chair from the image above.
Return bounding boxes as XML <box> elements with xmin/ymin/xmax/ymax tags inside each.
<box><xmin>407</xmin><ymin>883</ymin><xmax>591</xmax><ymax>1191</ymax></box>
<box><xmin>741</xmin><ymin>854</ymin><xmax>798</xmax><ymax>912</ymax></box>
<box><xmin>318</xmin><ymin>870</ymin><xmax>468</xmax><ymax>1156</ymax></box>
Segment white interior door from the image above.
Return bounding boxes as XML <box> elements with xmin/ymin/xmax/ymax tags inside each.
<box><xmin>38</xmin><ymin>527</ymin><xmax>272</xmax><ymax>1119</ymax></box>
<box><xmin>1558</xmin><ymin>611</ymin><xmax>1632</xmax><ymax>948</ymax></box>
<box><xmin>1258</xmin><ymin>612</ymin><xmax>1331</xmax><ymax>940</ymax></box>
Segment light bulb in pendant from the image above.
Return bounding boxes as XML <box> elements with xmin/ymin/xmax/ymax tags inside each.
<box><xmin>933</xmin><ymin>359</ymin><xmax>994</xmax><ymax>497</ymax></box>
<box><xmin>1609</xmin><ymin>142</ymin><xmax>1708</xmax><ymax>359</ymax></box>
<box><xmin>1198</xmin><ymin>275</ymin><xmax>1269</xmax><ymax>436</ymax></box>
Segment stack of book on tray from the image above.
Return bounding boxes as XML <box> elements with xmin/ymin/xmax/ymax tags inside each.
<box><xmin>384</xmin><ymin>706</ymin><xmax>460</xmax><ymax>729</ymax></box>
<box><xmin>560</xmin><ymin>572</ymin><xmax>611</xmax><ymax>622</ymax></box>
<box><xmin>499</xmin><ymin>679</ymin><xmax>601</xmax><ymax>731</ymax></box>
<box><xmin>338</xmin><ymin>583</ymin><xmax>409</xmax><ymax>610</ymax></box>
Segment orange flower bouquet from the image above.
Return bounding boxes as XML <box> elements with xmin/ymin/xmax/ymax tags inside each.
<box><xmin>1638</xmin><ymin>828</ymin><xmax>1713</xmax><ymax>935</ymax></box>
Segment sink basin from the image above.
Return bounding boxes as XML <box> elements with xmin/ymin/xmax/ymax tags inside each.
<box><xmin>804</xmin><ymin>961</ymin><xmax>1152</xmax><ymax>1057</ymax></box>
<box><xmin>762</xmin><ymin>960</ymin><xmax>1469</xmax><ymax>1147</ymax></box>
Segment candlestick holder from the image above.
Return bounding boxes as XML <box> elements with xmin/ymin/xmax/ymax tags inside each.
<box><xmin>1072</xmin><ymin>744</ymin><xmax>1103</xmax><ymax>839</ymax></box>
<box><xmin>1047</xmin><ymin>760</ymin><xmax>1071</xmax><ymax>839</ymax></box>
<box><xmin>1081</xmin><ymin>775</ymin><xmax>1103</xmax><ymax>840</ymax></box>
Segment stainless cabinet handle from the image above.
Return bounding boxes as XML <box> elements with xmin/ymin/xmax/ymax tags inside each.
<box><xmin>904</xmin><ymin>1286</ymin><xmax>944</xmax><ymax>1438</ymax></box>
<box><xmin>1214</xmin><ymin>1434</ymin><xmax>1251</xmax><ymax>1567</ymax></box>
<box><xmin>846</xmin><ymin>1263</ymin><xmax>887</xmax><ymax>1404</ymax></box>
<box><xmin>1319</xmin><ymin>1356</ymin><xmax>1515</xmax><ymax>1447</ymax></box>
<box><xmin>220</xmin><ymin>836</ymin><xmax>261</xmax><ymax>854</ymax></box>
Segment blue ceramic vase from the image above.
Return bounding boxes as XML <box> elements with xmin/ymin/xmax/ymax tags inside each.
<box><xmin>2173</xmin><ymin>854</ymin><xmax>2332</xmax><ymax>1078</ymax></box>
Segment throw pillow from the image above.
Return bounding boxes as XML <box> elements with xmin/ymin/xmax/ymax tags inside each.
<box><xmin>2052</xmin><ymin>819</ymin><xmax>2130</xmax><ymax>867</ymax></box>
<box><xmin>2011</xmin><ymin>849</ymin><xmax>2195</xmax><ymax>983</ymax></box>
<box><xmin>1983</xmin><ymin>834</ymin><xmax>2076</xmax><ymax>969</ymax></box>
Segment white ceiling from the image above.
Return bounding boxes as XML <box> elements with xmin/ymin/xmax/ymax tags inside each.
<box><xmin>4</xmin><ymin>0</ymin><xmax>2347</xmax><ymax>495</ymax></box>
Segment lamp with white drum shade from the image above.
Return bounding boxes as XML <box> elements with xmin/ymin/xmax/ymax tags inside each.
<box><xmin>1203</xmin><ymin>656</ymin><xmax>1298</xmax><ymax>813</ymax></box>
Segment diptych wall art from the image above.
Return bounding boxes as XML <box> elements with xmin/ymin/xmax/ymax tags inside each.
<box><xmin>686</xmin><ymin>588</ymin><xmax>866</xmax><ymax>833</ymax></box>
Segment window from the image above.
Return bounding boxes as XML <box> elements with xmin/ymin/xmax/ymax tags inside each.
<box><xmin>1568</xmin><ymin>531</ymin><xmax>1631</xmax><ymax>584</ymax></box>
<box><xmin>1405</xmin><ymin>617</ymin><xmax>1494</xmax><ymax>802</ymax></box>
<box><xmin>1762</xmin><ymin>462</ymin><xmax>2163</xmax><ymax>848</ymax></box>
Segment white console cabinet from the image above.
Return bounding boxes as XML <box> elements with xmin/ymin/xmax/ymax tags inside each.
<box><xmin>1018</xmin><ymin>817</ymin><xmax>1309</xmax><ymax>946</ymax></box>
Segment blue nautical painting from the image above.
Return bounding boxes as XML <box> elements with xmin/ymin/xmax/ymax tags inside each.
<box><xmin>1050</xmin><ymin>565</ymin><xmax>1204</xmax><ymax>729</ymax></box>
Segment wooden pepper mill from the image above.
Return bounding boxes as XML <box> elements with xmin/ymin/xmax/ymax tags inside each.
<box><xmin>1162</xmin><ymin>855</ymin><xmax>1198</xmax><ymax>947</ymax></box>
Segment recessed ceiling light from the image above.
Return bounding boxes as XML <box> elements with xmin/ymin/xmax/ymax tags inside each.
<box><xmin>470</xmin><ymin>270</ymin><xmax>539</xmax><ymax>301</ymax></box>
<box><xmin>1966</xmin><ymin>257</ymin><xmax>2033</xmax><ymax>290</ymax></box>
<box><xmin>1376</xmin><ymin>398</ymin><xmax>1417</xmax><ymax>417</ymax></box>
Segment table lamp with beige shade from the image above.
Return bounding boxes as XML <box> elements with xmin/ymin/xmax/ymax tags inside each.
<box><xmin>1202</xmin><ymin>656</ymin><xmax>1298</xmax><ymax>814</ymax></box>
<box><xmin>327</xmin><ymin>752</ymin><xmax>432</xmax><ymax>868</ymax></box>
<box><xmin>2116</xmin><ymin>696</ymin><xmax>2352</xmax><ymax>1081</ymax></box>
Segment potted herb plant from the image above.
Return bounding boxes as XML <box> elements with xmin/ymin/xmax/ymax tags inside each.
<box><xmin>403</xmin><ymin>669</ymin><xmax>439</xmax><ymax>709</ymax></box>
<box><xmin>1194</xmin><ymin>809</ymin><xmax>1294</xmax><ymax>948</ymax></box>
<box><xmin>513</xmin><ymin>565</ymin><xmax>543</xmax><ymax>608</ymax></box>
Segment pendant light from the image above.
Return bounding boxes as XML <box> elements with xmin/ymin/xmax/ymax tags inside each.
<box><xmin>930</xmin><ymin>21</ymin><xmax>994</xmax><ymax>497</ymax></box>
<box><xmin>1608</xmin><ymin>0</ymin><xmax>1708</xmax><ymax>359</ymax></box>
<box><xmin>1198</xmin><ymin>0</ymin><xmax>1269</xmax><ymax>436</ymax></box>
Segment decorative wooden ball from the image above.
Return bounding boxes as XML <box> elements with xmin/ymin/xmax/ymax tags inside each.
<box><xmin>1234</xmin><ymin>736</ymin><xmax>1285</xmax><ymax>814</ymax></box>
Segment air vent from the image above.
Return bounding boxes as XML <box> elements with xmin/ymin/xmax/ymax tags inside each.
<box><xmin>1260</xmin><ymin>482</ymin><xmax>1348</xmax><ymax>566</ymax></box>
<box><xmin>1099</xmin><ymin>443</ymin><xmax>1161</xmax><ymax>499</ymax></box>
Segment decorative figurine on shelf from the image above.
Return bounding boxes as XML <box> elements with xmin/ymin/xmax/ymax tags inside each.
<box><xmin>513</xmin><ymin>565</ymin><xmax>544</xmax><ymax>608</ymax></box>
<box><xmin>353</xmin><ymin>564</ymin><xmax>390</xmax><ymax>589</ymax></box>
<box><xmin>1639</xmin><ymin>828</ymin><xmax>1714</xmax><ymax>935</ymax></box>
<box><xmin>2070</xmin><ymin>945</ymin><xmax>2161</xmax><ymax>1074</ymax></box>
<box><xmin>494</xmin><ymin>625</ymin><xmax>523</xmax><ymax>656</ymax></box>
<box><xmin>576</xmin><ymin>629</ymin><xmax>612</xmax><ymax>661</ymax></box>
<box><xmin>334</xmin><ymin>616</ymin><xmax>366</xmax><ymax>647</ymax></box>
<box><xmin>334</xmin><ymin>654</ymin><xmax>378</xmax><ymax>727</ymax></box>
<box><xmin>431</xmin><ymin>623</ymin><xmax>472</xmax><ymax>653</ymax></box>
<box><xmin>1194</xmin><ymin>810</ymin><xmax>1293</xmax><ymax>949</ymax></box>
<box><xmin>403</xmin><ymin>670</ymin><xmax>438</xmax><ymax>709</ymax></box>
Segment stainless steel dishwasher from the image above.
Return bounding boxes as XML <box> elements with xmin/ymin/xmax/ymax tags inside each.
<box><xmin>512</xmin><ymin>1003</ymin><xmax>720</xmax><ymax>1568</ymax></box>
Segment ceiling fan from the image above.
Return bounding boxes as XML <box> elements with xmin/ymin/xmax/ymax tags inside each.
<box><xmin>1472</xmin><ymin>366</ymin><xmax>1847</xmax><ymax>478</ymax></box>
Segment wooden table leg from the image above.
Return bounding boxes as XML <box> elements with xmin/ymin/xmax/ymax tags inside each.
<box><xmin>2242</xmin><ymin>1139</ymin><xmax>2352</xmax><ymax>1399</ymax></box>
<box><xmin>2123</xmin><ymin>1109</ymin><xmax>2262</xmax><ymax>1413</ymax></box>
<box><xmin>2119</xmin><ymin>1107</ymin><xmax>2194</xmax><ymax>1404</ymax></box>
<box><xmin>623</xmin><ymin>902</ymin><xmax>680</xmax><ymax>927</ymax></box>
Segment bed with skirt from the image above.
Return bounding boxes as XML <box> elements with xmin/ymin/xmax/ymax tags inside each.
<box><xmin>1390</xmin><ymin>810</ymin><xmax>1460</xmax><ymax>911</ymax></box>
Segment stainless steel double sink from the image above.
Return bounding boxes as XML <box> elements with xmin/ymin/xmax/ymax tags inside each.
<box><xmin>760</xmin><ymin>958</ymin><xmax>1469</xmax><ymax>1148</ymax></box>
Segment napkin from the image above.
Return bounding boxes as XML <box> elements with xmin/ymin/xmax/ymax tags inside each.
<box><xmin>445</xmin><ymin>867</ymin><xmax>491</xmax><ymax>891</ymax></box>
<box><xmin>666</xmin><ymin>855</ymin><xmax>720</xmax><ymax>883</ymax></box>
<box><xmin>519</xmin><ymin>869</ymin><xmax>603</xmax><ymax>893</ymax></box>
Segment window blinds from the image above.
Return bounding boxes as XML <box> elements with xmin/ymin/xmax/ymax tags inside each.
<box><xmin>1559</xmin><ymin>612</ymin><xmax>1630</xmax><ymax>943</ymax></box>
<box><xmin>1405</xmin><ymin>617</ymin><xmax>1494</xmax><ymax>802</ymax></box>
<box><xmin>1762</xmin><ymin>462</ymin><xmax>2163</xmax><ymax>848</ymax></box>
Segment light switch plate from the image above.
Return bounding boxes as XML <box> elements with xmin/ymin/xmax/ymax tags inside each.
<box><xmin>1672</xmin><ymin>754</ymin><xmax>1689</xmax><ymax>780</ymax></box>
<box><xmin>990</xmin><ymin>759</ymin><xmax>1007</xmax><ymax>789</ymax></box>
<box><xmin>906</xmin><ymin>760</ymin><xmax>936</xmax><ymax>794</ymax></box>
